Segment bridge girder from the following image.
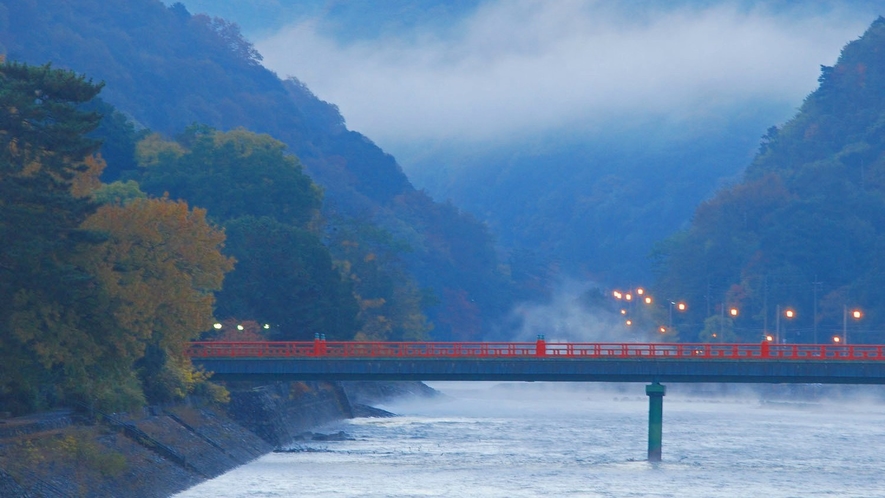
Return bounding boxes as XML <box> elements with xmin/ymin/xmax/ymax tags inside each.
<box><xmin>192</xmin><ymin>357</ymin><xmax>885</xmax><ymax>384</ymax></box>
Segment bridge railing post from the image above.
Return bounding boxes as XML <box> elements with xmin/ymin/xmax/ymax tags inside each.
<box><xmin>314</xmin><ymin>333</ymin><xmax>327</xmax><ymax>356</ymax></box>
<box><xmin>535</xmin><ymin>335</ymin><xmax>546</xmax><ymax>357</ymax></box>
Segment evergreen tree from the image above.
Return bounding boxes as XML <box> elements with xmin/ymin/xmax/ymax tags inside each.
<box><xmin>0</xmin><ymin>62</ymin><xmax>109</xmax><ymax>412</ymax></box>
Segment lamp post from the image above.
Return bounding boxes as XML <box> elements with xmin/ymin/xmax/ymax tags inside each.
<box><xmin>842</xmin><ymin>306</ymin><xmax>862</xmax><ymax>344</ymax></box>
<box><xmin>668</xmin><ymin>301</ymin><xmax>686</xmax><ymax>329</ymax></box>
<box><xmin>776</xmin><ymin>306</ymin><xmax>795</xmax><ymax>344</ymax></box>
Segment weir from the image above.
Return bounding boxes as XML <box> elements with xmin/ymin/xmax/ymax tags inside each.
<box><xmin>187</xmin><ymin>340</ymin><xmax>885</xmax><ymax>462</ymax></box>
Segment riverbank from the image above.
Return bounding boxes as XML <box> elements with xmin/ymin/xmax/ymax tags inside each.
<box><xmin>0</xmin><ymin>381</ymin><xmax>436</xmax><ymax>497</ymax></box>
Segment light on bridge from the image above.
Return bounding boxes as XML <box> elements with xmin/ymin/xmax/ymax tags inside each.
<box><xmin>213</xmin><ymin>323</ymin><xmax>223</xmax><ymax>330</ymax></box>
<box><xmin>645</xmin><ymin>297</ymin><xmax>653</xmax><ymax>304</ymax></box>
<box><xmin>729</xmin><ymin>308</ymin><xmax>738</xmax><ymax>317</ymax></box>
<box><xmin>833</xmin><ymin>336</ymin><xmax>842</xmax><ymax>343</ymax></box>
<box><xmin>677</xmin><ymin>302</ymin><xmax>686</xmax><ymax>311</ymax></box>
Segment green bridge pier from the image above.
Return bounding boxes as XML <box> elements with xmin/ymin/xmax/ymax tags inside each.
<box><xmin>646</xmin><ymin>382</ymin><xmax>666</xmax><ymax>462</ymax></box>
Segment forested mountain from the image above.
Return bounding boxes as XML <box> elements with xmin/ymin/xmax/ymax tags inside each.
<box><xmin>0</xmin><ymin>0</ymin><xmax>516</xmax><ymax>340</ymax></box>
<box><xmin>653</xmin><ymin>17</ymin><xmax>885</xmax><ymax>344</ymax></box>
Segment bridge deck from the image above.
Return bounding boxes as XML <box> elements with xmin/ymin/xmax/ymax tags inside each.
<box><xmin>187</xmin><ymin>341</ymin><xmax>885</xmax><ymax>384</ymax></box>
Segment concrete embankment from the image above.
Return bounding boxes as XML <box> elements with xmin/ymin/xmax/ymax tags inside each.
<box><xmin>0</xmin><ymin>381</ymin><xmax>434</xmax><ymax>497</ymax></box>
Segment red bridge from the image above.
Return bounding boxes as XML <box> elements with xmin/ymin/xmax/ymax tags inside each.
<box><xmin>185</xmin><ymin>339</ymin><xmax>885</xmax><ymax>384</ymax></box>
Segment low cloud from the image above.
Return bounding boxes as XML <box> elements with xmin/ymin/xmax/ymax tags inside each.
<box><xmin>256</xmin><ymin>1</ymin><xmax>873</xmax><ymax>147</ymax></box>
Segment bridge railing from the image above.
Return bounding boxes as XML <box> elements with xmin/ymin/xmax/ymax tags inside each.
<box><xmin>185</xmin><ymin>341</ymin><xmax>885</xmax><ymax>360</ymax></box>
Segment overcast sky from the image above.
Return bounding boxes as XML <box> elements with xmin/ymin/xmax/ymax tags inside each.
<box><xmin>255</xmin><ymin>1</ymin><xmax>877</xmax><ymax>149</ymax></box>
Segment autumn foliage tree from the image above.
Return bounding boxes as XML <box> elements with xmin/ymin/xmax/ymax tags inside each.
<box><xmin>81</xmin><ymin>198</ymin><xmax>233</xmax><ymax>402</ymax></box>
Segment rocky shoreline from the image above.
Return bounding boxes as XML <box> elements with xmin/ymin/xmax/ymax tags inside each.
<box><xmin>0</xmin><ymin>381</ymin><xmax>436</xmax><ymax>497</ymax></box>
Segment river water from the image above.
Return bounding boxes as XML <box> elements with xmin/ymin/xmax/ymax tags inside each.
<box><xmin>175</xmin><ymin>382</ymin><xmax>885</xmax><ymax>497</ymax></box>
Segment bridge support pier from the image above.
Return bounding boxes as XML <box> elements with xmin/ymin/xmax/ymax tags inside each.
<box><xmin>646</xmin><ymin>382</ymin><xmax>666</xmax><ymax>462</ymax></box>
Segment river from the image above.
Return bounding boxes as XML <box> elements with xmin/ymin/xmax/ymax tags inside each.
<box><xmin>175</xmin><ymin>382</ymin><xmax>885</xmax><ymax>497</ymax></box>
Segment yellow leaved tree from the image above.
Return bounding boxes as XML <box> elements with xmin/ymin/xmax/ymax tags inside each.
<box><xmin>80</xmin><ymin>198</ymin><xmax>234</xmax><ymax>403</ymax></box>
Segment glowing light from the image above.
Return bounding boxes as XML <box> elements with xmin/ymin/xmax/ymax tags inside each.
<box><xmin>644</xmin><ymin>297</ymin><xmax>653</xmax><ymax>304</ymax></box>
<box><xmin>213</xmin><ymin>323</ymin><xmax>222</xmax><ymax>330</ymax></box>
<box><xmin>237</xmin><ymin>324</ymin><xmax>244</xmax><ymax>331</ymax></box>
<box><xmin>677</xmin><ymin>302</ymin><xmax>687</xmax><ymax>311</ymax></box>
<box><xmin>620</xmin><ymin>309</ymin><xmax>627</xmax><ymax>315</ymax></box>
<box><xmin>625</xmin><ymin>294</ymin><xmax>633</xmax><ymax>301</ymax></box>
<box><xmin>613</xmin><ymin>291</ymin><xmax>622</xmax><ymax>299</ymax></box>
<box><xmin>636</xmin><ymin>288</ymin><xmax>645</xmax><ymax>295</ymax></box>
<box><xmin>659</xmin><ymin>326</ymin><xmax>667</xmax><ymax>333</ymax></box>
<box><xmin>263</xmin><ymin>324</ymin><xmax>271</xmax><ymax>329</ymax></box>
<box><xmin>833</xmin><ymin>336</ymin><xmax>842</xmax><ymax>343</ymax></box>
<box><xmin>852</xmin><ymin>310</ymin><xmax>862</xmax><ymax>320</ymax></box>
<box><xmin>765</xmin><ymin>335</ymin><xmax>774</xmax><ymax>342</ymax></box>
<box><xmin>626</xmin><ymin>320</ymin><xmax>632</xmax><ymax>326</ymax></box>
<box><xmin>729</xmin><ymin>308</ymin><xmax>738</xmax><ymax>317</ymax></box>
<box><xmin>784</xmin><ymin>309</ymin><xmax>795</xmax><ymax>319</ymax></box>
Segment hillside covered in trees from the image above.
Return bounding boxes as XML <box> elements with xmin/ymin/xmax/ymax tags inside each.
<box><xmin>0</xmin><ymin>0</ymin><xmax>519</xmax><ymax>343</ymax></box>
<box><xmin>0</xmin><ymin>62</ymin><xmax>235</xmax><ymax>413</ymax></box>
<box><xmin>653</xmin><ymin>17</ymin><xmax>885</xmax><ymax>344</ymax></box>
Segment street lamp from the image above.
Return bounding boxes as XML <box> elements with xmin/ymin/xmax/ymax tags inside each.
<box><xmin>776</xmin><ymin>306</ymin><xmax>795</xmax><ymax>344</ymax></box>
<box><xmin>842</xmin><ymin>306</ymin><xmax>862</xmax><ymax>344</ymax></box>
<box><xmin>668</xmin><ymin>301</ymin><xmax>687</xmax><ymax>329</ymax></box>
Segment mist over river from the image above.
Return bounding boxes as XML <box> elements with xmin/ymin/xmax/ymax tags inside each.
<box><xmin>175</xmin><ymin>383</ymin><xmax>885</xmax><ymax>497</ymax></box>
